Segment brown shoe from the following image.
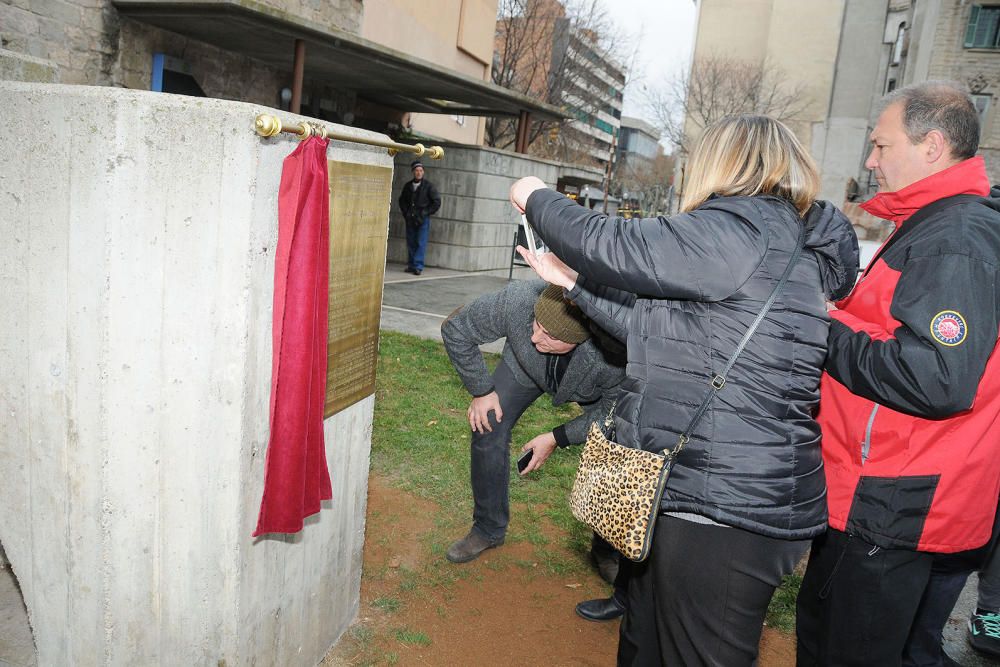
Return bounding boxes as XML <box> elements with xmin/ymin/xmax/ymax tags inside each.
<box><xmin>445</xmin><ymin>529</ymin><xmax>504</xmax><ymax>563</ymax></box>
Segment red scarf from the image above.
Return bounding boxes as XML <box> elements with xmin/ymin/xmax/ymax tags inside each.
<box><xmin>860</xmin><ymin>156</ymin><xmax>989</xmax><ymax>225</ymax></box>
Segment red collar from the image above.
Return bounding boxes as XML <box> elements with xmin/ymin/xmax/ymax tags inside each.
<box><xmin>860</xmin><ymin>156</ymin><xmax>990</xmax><ymax>225</ymax></box>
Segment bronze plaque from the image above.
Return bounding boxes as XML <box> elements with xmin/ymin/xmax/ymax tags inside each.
<box><xmin>324</xmin><ymin>160</ymin><xmax>393</xmax><ymax>417</ymax></box>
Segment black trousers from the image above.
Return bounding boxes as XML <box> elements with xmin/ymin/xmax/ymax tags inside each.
<box><xmin>618</xmin><ymin>514</ymin><xmax>808</xmax><ymax>667</ymax></box>
<box><xmin>796</xmin><ymin>528</ymin><xmax>938</xmax><ymax>667</ymax></box>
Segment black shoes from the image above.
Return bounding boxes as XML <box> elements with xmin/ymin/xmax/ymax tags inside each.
<box><xmin>445</xmin><ymin>529</ymin><xmax>504</xmax><ymax>563</ymax></box>
<box><xmin>403</xmin><ymin>266</ymin><xmax>423</xmax><ymax>276</ymax></box>
<box><xmin>575</xmin><ymin>595</ymin><xmax>626</xmax><ymax>622</ymax></box>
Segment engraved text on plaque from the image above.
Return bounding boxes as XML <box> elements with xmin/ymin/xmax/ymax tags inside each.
<box><xmin>324</xmin><ymin>161</ymin><xmax>393</xmax><ymax>417</ymax></box>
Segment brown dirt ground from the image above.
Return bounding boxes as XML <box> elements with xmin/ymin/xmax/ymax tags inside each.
<box><xmin>324</xmin><ymin>476</ymin><xmax>797</xmax><ymax>666</ymax></box>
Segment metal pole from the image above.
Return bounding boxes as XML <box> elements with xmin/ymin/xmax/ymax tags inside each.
<box><xmin>603</xmin><ymin>130</ymin><xmax>617</xmax><ymax>214</ymax></box>
<box><xmin>515</xmin><ymin>110</ymin><xmax>530</xmax><ymax>153</ymax></box>
<box><xmin>254</xmin><ymin>114</ymin><xmax>445</xmax><ymax>158</ymax></box>
<box><xmin>291</xmin><ymin>39</ymin><xmax>305</xmax><ymax>115</ymax></box>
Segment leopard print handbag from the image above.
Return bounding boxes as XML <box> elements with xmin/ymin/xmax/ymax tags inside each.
<box><xmin>569</xmin><ymin>416</ymin><xmax>671</xmax><ymax>562</ymax></box>
<box><xmin>569</xmin><ymin>221</ymin><xmax>807</xmax><ymax>563</ymax></box>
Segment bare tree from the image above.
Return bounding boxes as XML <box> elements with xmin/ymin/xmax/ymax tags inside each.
<box><xmin>646</xmin><ymin>55</ymin><xmax>811</xmax><ymax>155</ymax></box>
<box><xmin>489</xmin><ymin>0</ymin><xmax>635</xmax><ymax>165</ymax></box>
<box><xmin>613</xmin><ymin>152</ymin><xmax>675</xmax><ymax>216</ymax></box>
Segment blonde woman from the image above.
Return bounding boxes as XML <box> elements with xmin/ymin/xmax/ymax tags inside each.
<box><xmin>510</xmin><ymin>115</ymin><xmax>859</xmax><ymax>666</ymax></box>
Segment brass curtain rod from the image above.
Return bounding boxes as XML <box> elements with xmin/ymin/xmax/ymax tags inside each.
<box><xmin>255</xmin><ymin>114</ymin><xmax>444</xmax><ymax>159</ymax></box>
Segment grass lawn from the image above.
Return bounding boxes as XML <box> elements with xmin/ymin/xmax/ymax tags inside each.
<box><xmin>367</xmin><ymin>329</ymin><xmax>801</xmax><ymax>630</ymax></box>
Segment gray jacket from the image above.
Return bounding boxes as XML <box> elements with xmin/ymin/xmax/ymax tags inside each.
<box><xmin>526</xmin><ymin>189</ymin><xmax>859</xmax><ymax>539</ymax></box>
<box><xmin>440</xmin><ymin>280</ymin><xmax>625</xmax><ymax>444</ymax></box>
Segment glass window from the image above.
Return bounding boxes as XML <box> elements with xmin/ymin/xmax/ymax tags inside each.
<box><xmin>965</xmin><ymin>5</ymin><xmax>1000</xmax><ymax>48</ymax></box>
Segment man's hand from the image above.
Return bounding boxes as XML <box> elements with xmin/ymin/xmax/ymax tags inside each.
<box><xmin>519</xmin><ymin>431</ymin><xmax>558</xmax><ymax>475</ymax></box>
<box><xmin>468</xmin><ymin>391</ymin><xmax>502</xmax><ymax>434</ymax></box>
<box><xmin>515</xmin><ymin>247</ymin><xmax>579</xmax><ymax>290</ymax></box>
<box><xmin>509</xmin><ymin>176</ymin><xmax>548</xmax><ymax>213</ymax></box>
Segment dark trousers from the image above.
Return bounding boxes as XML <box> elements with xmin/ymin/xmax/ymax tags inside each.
<box><xmin>405</xmin><ymin>215</ymin><xmax>430</xmax><ymax>271</ymax></box>
<box><xmin>797</xmin><ymin>528</ymin><xmax>941</xmax><ymax>667</ymax></box>
<box><xmin>902</xmin><ymin>499</ymin><xmax>1000</xmax><ymax>665</ymax></box>
<box><xmin>618</xmin><ymin>514</ymin><xmax>808</xmax><ymax>667</ymax></box>
<box><xmin>470</xmin><ymin>359</ymin><xmax>542</xmax><ymax>541</ymax></box>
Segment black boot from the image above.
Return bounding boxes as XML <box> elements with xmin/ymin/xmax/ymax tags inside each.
<box><xmin>575</xmin><ymin>595</ymin><xmax>626</xmax><ymax>622</ymax></box>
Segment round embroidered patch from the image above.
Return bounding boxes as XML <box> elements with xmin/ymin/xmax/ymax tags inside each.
<box><xmin>931</xmin><ymin>310</ymin><xmax>967</xmax><ymax>347</ymax></box>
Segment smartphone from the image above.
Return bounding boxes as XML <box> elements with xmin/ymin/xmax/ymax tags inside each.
<box><xmin>517</xmin><ymin>449</ymin><xmax>534</xmax><ymax>473</ymax></box>
<box><xmin>520</xmin><ymin>214</ymin><xmax>545</xmax><ymax>257</ymax></box>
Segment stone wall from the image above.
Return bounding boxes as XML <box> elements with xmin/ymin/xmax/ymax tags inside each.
<box><xmin>0</xmin><ymin>0</ymin><xmax>361</xmax><ymax>104</ymax></box>
<box><xmin>922</xmin><ymin>0</ymin><xmax>1000</xmax><ymax>182</ymax></box>
<box><xmin>387</xmin><ymin>145</ymin><xmax>603</xmax><ymax>272</ymax></box>
<box><xmin>0</xmin><ymin>81</ymin><xmax>385</xmax><ymax>666</ymax></box>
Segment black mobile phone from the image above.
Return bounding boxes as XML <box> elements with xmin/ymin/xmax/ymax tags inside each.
<box><xmin>517</xmin><ymin>449</ymin><xmax>534</xmax><ymax>473</ymax></box>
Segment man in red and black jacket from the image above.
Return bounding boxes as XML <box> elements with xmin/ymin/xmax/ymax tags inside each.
<box><xmin>797</xmin><ymin>82</ymin><xmax>1000</xmax><ymax>666</ymax></box>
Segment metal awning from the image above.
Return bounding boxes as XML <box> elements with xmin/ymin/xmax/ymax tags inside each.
<box><xmin>112</xmin><ymin>0</ymin><xmax>567</xmax><ymax>122</ymax></box>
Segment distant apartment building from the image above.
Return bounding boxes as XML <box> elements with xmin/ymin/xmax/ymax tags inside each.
<box><xmin>0</xmin><ymin>0</ymin><xmax>558</xmax><ymax>143</ymax></box>
<box><xmin>493</xmin><ymin>0</ymin><xmax>625</xmax><ymax>169</ymax></box>
<box><xmin>552</xmin><ymin>21</ymin><xmax>626</xmax><ymax>168</ymax></box>
<box><xmin>618</xmin><ymin>116</ymin><xmax>661</xmax><ymax>167</ymax></box>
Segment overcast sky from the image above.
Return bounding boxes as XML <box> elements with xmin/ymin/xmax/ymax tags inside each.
<box><xmin>612</xmin><ymin>0</ymin><xmax>699</xmax><ymax>126</ymax></box>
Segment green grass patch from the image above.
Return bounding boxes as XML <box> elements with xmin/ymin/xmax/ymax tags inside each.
<box><xmin>372</xmin><ymin>331</ymin><xmax>590</xmax><ymax>573</ymax></box>
<box><xmin>765</xmin><ymin>573</ymin><xmax>802</xmax><ymax>632</ymax></box>
<box><xmin>393</xmin><ymin>628</ymin><xmax>432</xmax><ymax>646</ymax></box>
<box><xmin>373</xmin><ymin>596</ymin><xmax>401</xmax><ymax>613</ymax></box>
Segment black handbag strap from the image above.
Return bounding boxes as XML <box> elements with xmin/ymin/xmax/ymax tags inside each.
<box><xmin>669</xmin><ymin>220</ymin><xmax>808</xmax><ymax>459</ymax></box>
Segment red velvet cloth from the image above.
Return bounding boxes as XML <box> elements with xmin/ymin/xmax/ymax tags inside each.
<box><xmin>254</xmin><ymin>136</ymin><xmax>333</xmax><ymax>536</ymax></box>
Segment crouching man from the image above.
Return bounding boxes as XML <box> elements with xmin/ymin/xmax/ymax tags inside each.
<box><xmin>441</xmin><ymin>280</ymin><xmax>624</xmax><ymax>563</ymax></box>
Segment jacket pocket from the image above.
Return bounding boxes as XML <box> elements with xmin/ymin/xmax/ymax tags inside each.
<box><xmin>845</xmin><ymin>474</ymin><xmax>940</xmax><ymax>549</ymax></box>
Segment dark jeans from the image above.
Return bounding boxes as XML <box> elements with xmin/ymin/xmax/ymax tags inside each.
<box><xmin>618</xmin><ymin>514</ymin><xmax>808</xmax><ymax>667</ymax></box>
<box><xmin>405</xmin><ymin>215</ymin><xmax>430</xmax><ymax>271</ymax></box>
<box><xmin>902</xmin><ymin>499</ymin><xmax>1000</xmax><ymax>666</ymax></box>
<box><xmin>470</xmin><ymin>359</ymin><xmax>542</xmax><ymax>541</ymax></box>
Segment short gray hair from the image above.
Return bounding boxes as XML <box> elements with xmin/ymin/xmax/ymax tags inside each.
<box><xmin>881</xmin><ymin>81</ymin><xmax>980</xmax><ymax>160</ymax></box>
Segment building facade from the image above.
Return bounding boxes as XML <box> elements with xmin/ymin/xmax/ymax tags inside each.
<box><xmin>0</xmin><ymin>0</ymin><xmax>558</xmax><ymax>141</ymax></box>
<box><xmin>361</xmin><ymin>0</ymin><xmax>497</xmax><ymax>144</ymax></box>
<box><xmin>552</xmin><ymin>21</ymin><xmax>626</xmax><ymax>169</ymax></box>
<box><xmin>492</xmin><ymin>0</ymin><xmax>625</xmax><ymax>169</ymax></box>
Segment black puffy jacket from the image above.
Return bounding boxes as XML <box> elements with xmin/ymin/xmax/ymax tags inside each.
<box><xmin>525</xmin><ymin>190</ymin><xmax>859</xmax><ymax>539</ymax></box>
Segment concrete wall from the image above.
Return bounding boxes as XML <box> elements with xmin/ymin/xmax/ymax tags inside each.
<box><xmin>812</xmin><ymin>0</ymin><xmax>890</xmax><ymax>203</ymax></box>
<box><xmin>0</xmin><ymin>82</ymin><xmax>387</xmax><ymax>665</ymax></box>
<box><xmin>386</xmin><ymin>145</ymin><xmax>603</xmax><ymax>272</ymax></box>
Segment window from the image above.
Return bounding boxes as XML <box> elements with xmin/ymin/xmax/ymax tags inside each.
<box><xmin>892</xmin><ymin>23</ymin><xmax>906</xmax><ymax>65</ymax></box>
<box><xmin>973</xmin><ymin>94</ymin><xmax>992</xmax><ymax>126</ymax></box>
<box><xmin>965</xmin><ymin>5</ymin><xmax>1000</xmax><ymax>49</ymax></box>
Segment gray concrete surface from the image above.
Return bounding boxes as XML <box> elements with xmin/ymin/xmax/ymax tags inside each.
<box><xmin>380</xmin><ymin>262</ymin><xmax>539</xmax><ymax>354</ymax></box>
<box><xmin>945</xmin><ymin>573</ymin><xmax>1000</xmax><ymax>666</ymax></box>
<box><xmin>0</xmin><ymin>81</ymin><xmax>388</xmax><ymax>666</ymax></box>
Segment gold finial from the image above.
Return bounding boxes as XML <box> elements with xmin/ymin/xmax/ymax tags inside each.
<box><xmin>412</xmin><ymin>143</ymin><xmax>426</xmax><ymax>157</ymax></box>
<box><xmin>426</xmin><ymin>145</ymin><xmax>445</xmax><ymax>159</ymax></box>
<box><xmin>255</xmin><ymin>114</ymin><xmax>282</xmax><ymax>137</ymax></box>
